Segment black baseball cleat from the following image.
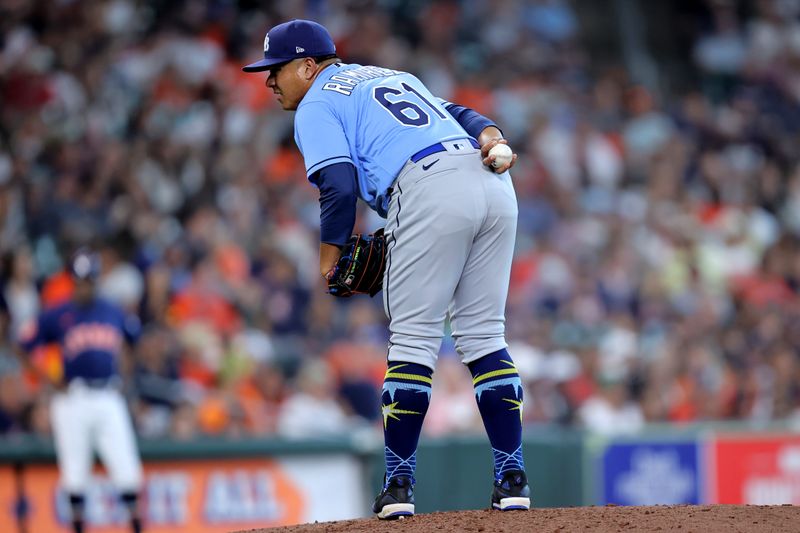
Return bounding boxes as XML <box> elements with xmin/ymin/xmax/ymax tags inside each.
<box><xmin>373</xmin><ymin>475</ymin><xmax>415</xmax><ymax>519</ymax></box>
<box><xmin>491</xmin><ymin>470</ymin><xmax>531</xmax><ymax>511</ymax></box>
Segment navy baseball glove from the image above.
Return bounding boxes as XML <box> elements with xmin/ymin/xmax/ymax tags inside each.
<box><xmin>326</xmin><ymin>228</ymin><xmax>386</xmax><ymax>298</ymax></box>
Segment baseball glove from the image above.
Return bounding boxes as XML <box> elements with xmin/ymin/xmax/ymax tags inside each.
<box><xmin>326</xmin><ymin>228</ymin><xmax>386</xmax><ymax>298</ymax></box>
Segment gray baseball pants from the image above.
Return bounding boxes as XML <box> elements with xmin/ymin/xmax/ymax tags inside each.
<box><xmin>382</xmin><ymin>139</ymin><xmax>518</xmax><ymax>369</ymax></box>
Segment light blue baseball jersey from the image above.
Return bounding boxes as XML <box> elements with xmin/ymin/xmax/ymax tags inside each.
<box><xmin>294</xmin><ymin>63</ymin><xmax>473</xmax><ymax>217</ymax></box>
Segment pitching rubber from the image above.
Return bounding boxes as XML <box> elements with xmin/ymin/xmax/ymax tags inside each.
<box><xmin>377</xmin><ymin>503</ymin><xmax>415</xmax><ymax>519</ymax></box>
<box><xmin>493</xmin><ymin>497</ymin><xmax>531</xmax><ymax>511</ymax></box>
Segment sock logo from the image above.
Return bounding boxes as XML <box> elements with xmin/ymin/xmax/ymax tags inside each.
<box><xmin>503</xmin><ymin>397</ymin><xmax>524</xmax><ymax>423</ymax></box>
<box><xmin>382</xmin><ymin>401</ymin><xmax>421</xmax><ymax>428</ymax></box>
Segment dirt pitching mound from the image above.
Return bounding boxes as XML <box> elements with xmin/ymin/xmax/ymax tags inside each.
<box><xmin>234</xmin><ymin>504</ymin><xmax>800</xmax><ymax>533</ymax></box>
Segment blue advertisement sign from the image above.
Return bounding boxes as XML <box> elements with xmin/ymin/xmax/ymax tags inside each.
<box><xmin>600</xmin><ymin>441</ymin><xmax>701</xmax><ymax>505</ymax></box>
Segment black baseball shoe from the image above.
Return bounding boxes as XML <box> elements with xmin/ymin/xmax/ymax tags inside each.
<box><xmin>491</xmin><ymin>470</ymin><xmax>531</xmax><ymax>511</ymax></box>
<box><xmin>372</xmin><ymin>475</ymin><xmax>415</xmax><ymax>519</ymax></box>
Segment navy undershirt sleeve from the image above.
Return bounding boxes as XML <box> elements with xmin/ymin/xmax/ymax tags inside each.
<box><xmin>311</xmin><ymin>162</ymin><xmax>358</xmax><ymax>247</ymax></box>
<box><xmin>444</xmin><ymin>103</ymin><xmax>501</xmax><ymax>140</ymax></box>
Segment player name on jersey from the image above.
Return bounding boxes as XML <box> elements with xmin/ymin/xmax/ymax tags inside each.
<box><xmin>322</xmin><ymin>66</ymin><xmax>402</xmax><ymax>96</ymax></box>
<box><xmin>63</xmin><ymin>323</ymin><xmax>123</xmax><ymax>357</ymax></box>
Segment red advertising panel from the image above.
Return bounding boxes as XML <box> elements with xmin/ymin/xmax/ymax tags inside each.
<box><xmin>712</xmin><ymin>434</ymin><xmax>800</xmax><ymax>504</ymax></box>
<box><xmin>0</xmin><ymin>458</ymin><xmax>305</xmax><ymax>532</ymax></box>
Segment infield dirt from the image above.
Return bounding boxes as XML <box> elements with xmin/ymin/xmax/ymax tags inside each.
<box><xmin>234</xmin><ymin>504</ymin><xmax>800</xmax><ymax>533</ymax></box>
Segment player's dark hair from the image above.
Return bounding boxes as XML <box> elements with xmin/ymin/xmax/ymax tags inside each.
<box><xmin>313</xmin><ymin>54</ymin><xmax>339</xmax><ymax>63</ymax></box>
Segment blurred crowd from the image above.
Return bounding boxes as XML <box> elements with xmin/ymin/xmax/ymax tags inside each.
<box><xmin>1</xmin><ymin>0</ymin><xmax>800</xmax><ymax>441</ymax></box>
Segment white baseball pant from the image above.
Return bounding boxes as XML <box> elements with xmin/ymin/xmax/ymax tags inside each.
<box><xmin>50</xmin><ymin>380</ymin><xmax>143</xmax><ymax>494</ymax></box>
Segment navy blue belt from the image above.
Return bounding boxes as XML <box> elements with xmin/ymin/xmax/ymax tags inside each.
<box><xmin>410</xmin><ymin>138</ymin><xmax>480</xmax><ymax>163</ymax></box>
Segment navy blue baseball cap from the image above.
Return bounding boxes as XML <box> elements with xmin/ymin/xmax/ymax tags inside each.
<box><xmin>242</xmin><ymin>19</ymin><xmax>336</xmax><ymax>73</ymax></box>
<box><xmin>70</xmin><ymin>249</ymin><xmax>101</xmax><ymax>281</ymax></box>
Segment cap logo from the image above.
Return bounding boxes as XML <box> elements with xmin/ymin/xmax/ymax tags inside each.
<box><xmin>296</xmin><ymin>46</ymin><xmax>305</xmax><ymax>53</ymax></box>
<box><xmin>264</xmin><ymin>34</ymin><xmax>270</xmax><ymax>52</ymax></box>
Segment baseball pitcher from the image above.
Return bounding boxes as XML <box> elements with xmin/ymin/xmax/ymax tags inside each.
<box><xmin>18</xmin><ymin>250</ymin><xmax>144</xmax><ymax>533</ymax></box>
<box><xmin>243</xmin><ymin>19</ymin><xmax>530</xmax><ymax>518</ymax></box>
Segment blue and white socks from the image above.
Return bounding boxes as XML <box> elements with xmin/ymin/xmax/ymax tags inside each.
<box><xmin>381</xmin><ymin>362</ymin><xmax>433</xmax><ymax>484</ymax></box>
<box><xmin>467</xmin><ymin>348</ymin><xmax>525</xmax><ymax>481</ymax></box>
<box><xmin>381</xmin><ymin>350</ymin><xmax>525</xmax><ymax>485</ymax></box>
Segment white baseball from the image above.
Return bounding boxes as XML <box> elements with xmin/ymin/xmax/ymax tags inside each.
<box><xmin>489</xmin><ymin>143</ymin><xmax>513</xmax><ymax>168</ymax></box>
